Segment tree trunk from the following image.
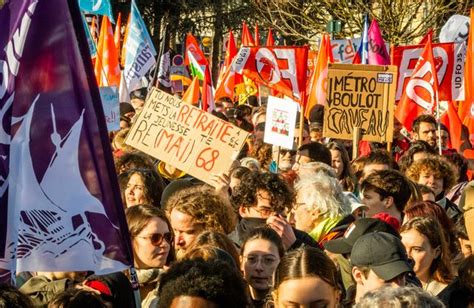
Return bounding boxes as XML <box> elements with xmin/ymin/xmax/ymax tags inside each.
<box><xmin>211</xmin><ymin>0</ymin><xmax>223</xmax><ymax>87</ymax></box>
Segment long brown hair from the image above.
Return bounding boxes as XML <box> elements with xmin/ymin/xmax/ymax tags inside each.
<box><xmin>273</xmin><ymin>247</ymin><xmax>340</xmax><ymax>295</ymax></box>
<box><xmin>125</xmin><ymin>204</ymin><xmax>175</xmax><ymax>265</ymax></box>
<box><xmin>400</xmin><ymin>217</ymin><xmax>453</xmax><ymax>284</ymax></box>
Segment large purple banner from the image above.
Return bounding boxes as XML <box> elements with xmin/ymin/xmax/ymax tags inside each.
<box><xmin>0</xmin><ymin>0</ymin><xmax>133</xmax><ymax>282</ymax></box>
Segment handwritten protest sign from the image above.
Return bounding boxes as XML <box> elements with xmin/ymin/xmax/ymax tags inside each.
<box><xmin>323</xmin><ymin>64</ymin><xmax>398</xmax><ymax>143</ymax></box>
<box><xmin>264</xmin><ymin>96</ymin><xmax>298</xmax><ymax>149</ymax></box>
<box><xmin>125</xmin><ymin>88</ymin><xmax>249</xmax><ymax>185</ymax></box>
<box><xmin>99</xmin><ymin>86</ymin><xmax>120</xmax><ymax>132</ymax></box>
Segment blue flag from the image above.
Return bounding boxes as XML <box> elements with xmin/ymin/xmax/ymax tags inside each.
<box><xmin>123</xmin><ymin>0</ymin><xmax>157</xmax><ymax>91</ymax></box>
<box><xmin>79</xmin><ymin>0</ymin><xmax>114</xmax><ymax>23</ymax></box>
<box><xmin>81</xmin><ymin>11</ymin><xmax>97</xmax><ymax>57</ymax></box>
<box><xmin>356</xmin><ymin>14</ymin><xmax>369</xmax><ymax>64</ymax></box>
<box><xmin>0</xmin><ymin>0</ymin><xmax>133</xmax><ymax>282</ymax></box>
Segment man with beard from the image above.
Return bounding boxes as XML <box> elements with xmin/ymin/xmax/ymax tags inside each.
<box><xmin>165</xmin><ymin>185</ymin><xmax>237</xmax><ymax>259</ymax></box>
<box><xmin>411</xmin><ymin>115</ymin><xmax>437</xmax><ymax>148</ymax></box>
<box><xmin>229</xmin><ymin>171</ymin><xmax>319</xmax><ymax>250</ymax></box>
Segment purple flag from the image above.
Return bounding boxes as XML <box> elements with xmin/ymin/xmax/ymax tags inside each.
<box><xmin>367</xmin><ymin>19</ymin><xmax>391</xmax><ymax>65</ymax></box>
<box><xmin>0</xmin><ymin>0</ymin><xmax>133</xmax><ymax>282</ymax></box>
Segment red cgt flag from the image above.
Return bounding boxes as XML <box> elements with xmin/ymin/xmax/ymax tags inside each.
<box><xmin>395</xmin><ymin>39</ymin><xmax>439</xmax><ymax>131</ymax></box>
<box><xmin>231</xmin><ymin>46</ymin><xmax>308</xmax><ymax>102</ymax></box>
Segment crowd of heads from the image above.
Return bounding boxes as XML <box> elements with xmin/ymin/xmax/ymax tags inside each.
<box><xmin>5</xmin><ymin>90</ymin><xmax>474</xmax><ymax>308</ymax></box>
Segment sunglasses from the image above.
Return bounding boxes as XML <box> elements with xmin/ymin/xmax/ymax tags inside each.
<box><xmin>135</xmin><ymin>232</ymin><xmax>173</xmax><ymax>246</ymax></box>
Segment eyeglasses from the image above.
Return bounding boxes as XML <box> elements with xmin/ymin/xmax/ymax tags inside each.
<box><xmin>243</xmin><ymin>255</ymin><xmax>279</xmax><ymax>266</ymax></box>
<box><xmin>251</xmin><ymin>207</ymin><xmax>274</xmax><ymax>218</ymax></box>
<box><xmin>135</xmin><ymin>232</ymin><xmax>173</xmax><ymax>246</ymax></box>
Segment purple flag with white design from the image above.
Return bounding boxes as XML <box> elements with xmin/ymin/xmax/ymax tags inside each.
<box><xmin>0</xmin><ymin>0</ymin><xmax>133</xmax><ymax>283</ymax></box>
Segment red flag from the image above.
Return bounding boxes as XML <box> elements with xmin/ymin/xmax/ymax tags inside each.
<box><xmin>241</xmin><ymin>21</ymin><xmax>255</xmax><ymax>46</ymax></box>
<box><xmin>94</xmin><ymin>16</ymin><xmax>120</xmax><ymax>87</ymax></box>
<box><xmin>306</xmin><ymin>34</ymin><xmax>333</xmax><ymax>117</ymax></box>
<box><xmin>185</xmin><ymin>33</ymin><xmax>208</xmax><ymax>67</ymax></box>
<box><xmin>232</xmin><ymin>46</ymin><xmax>308</xmax><ymax>102</ymax></box>
<box><xmin>419</xmin><ymin>29</ymin><xmax>434</xmax><ymax>45</ymax></box>
<box><xmin>395</xmin><ymin>39</ymin><xmax>439</xmax><ymax>131</ymax></box>
<box><xmin>266</xmin><ymin>28</ymin><xmax>274</xmax><ymax>46</ymax></box>
<box><xmin>182</xmin><ymin>77</ymin><xmax>200</xmax><ymax>106</ymax></box>
<box><xmin>255</xmin><ymin>23</ymin><xmax>260</xmax><ymax>46</ymax></box>
<box><xmin>202</xmin><ymin>70</ymin><xmax>214</xmax><ymax>112</ymax></box>
<box><xmin>440</xmin><ymin>101</ymin><xmax>463</xmax><ymax>151</ymax></box>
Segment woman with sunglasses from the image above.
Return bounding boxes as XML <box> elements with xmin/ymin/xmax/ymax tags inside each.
<box><xmin>125</xmin><ymin>205</ymin><xmax>175</xmax><ymax>302</ymax></box>
<box><xmin>120</xmin><ymin>168</ymin><xmax>165</xmax><ymax>208</ymax></box>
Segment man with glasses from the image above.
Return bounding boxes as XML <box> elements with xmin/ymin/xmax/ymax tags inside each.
<box><xmin>229</xmin><ymin>171</ymin><xmax>320</xmax><ymax>250</ymax></box>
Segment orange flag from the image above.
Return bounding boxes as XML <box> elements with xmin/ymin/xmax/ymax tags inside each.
<box><xmin>305</xmin><ymin>34</ymin><xmax>333</xmax><ymax>118</ymax></box>
<box><xmin>459</xmin><ymin>8</ymin><xmax>474</xmax><ymax>144</ymax></box>
<box><xmin>241</xmin><ymin>21</ymin><xmax>255</xmax><ymax>46</ymax></box>
<box><xmin>182</xmin><ymin>77</ymin><xmax>200</xmax><ymax>106</ymax></box>
<box><xmin>120</xmin><ymin>13</ymin><xmax>131</xmax><ymax>67</ymax></box>
<box><xmin>215</xmin><ymin>30</ymin><xmax>242</xmax><ymax>102</ymax></box>
<box><xmin>114</xmin><ymin>12</ymin><xmax>122</xmax><ymax>50</ymax></box>
<box><xmin>94</xmin><ymin>16</ymin><xmax>121</xmax><ymax>87</ymax></box>
<box><xmin>266</xmin><ymin>28</ymin><xmax>274</xmax><ymax>46</ymax></box>
<box><xmin>395</xmin><ymin>38</ymin><xmax>439</xmax><ymax>131</ymax></box>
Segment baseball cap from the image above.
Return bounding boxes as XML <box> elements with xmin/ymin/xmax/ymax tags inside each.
<box><xmin>323</xmin><ymin>218</ymin><xmax>399</xmax><ymax>255</ymax></box>
<box><xmin>351</xmin><ymin>232</ymin><xmax>412</xmax><ymax>281</ymax></box>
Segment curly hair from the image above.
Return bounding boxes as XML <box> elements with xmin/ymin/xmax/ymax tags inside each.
<box><xmin>398</xmin><ymin>140</ymin><xmax>436</xmax><ymax>173</ymax></box>
<box><xmin>248</xmin><ymin>140</ymin><xmax>273</xmax><ymax>171</ymax></box>
<box><xmin>405</xmin><ymin>156</ymin><xmax>458</xmax><ymax>193</ymax></box>
<box><xmin>0</xmin><ymin>283</ymin><xmax>34</xmax><ymax>307</ymax></box>
<box><xmin>166</xmin><ymin>185</ymin><xmax>237</xmax><ymax>234</ymax></box>
<box><xmin>230</xmin><ymin>171</ymin><xmax>295</xmax><ymax>213</ymax></box>
<box><xmin>114</xmin><ymin>151</ymin><xmax>156</xmax><ymax>175</ymax></box>
<box><xmin>400</xmin><ymin>217</ymin><xmax>453</xmax><ymax>284</ymax></box>
<box><xmin>355</xmin><ymin>286</ymin><xmax>444</xmax><ymax>308</ymax></box>
<box><xmin>157</xmin><ymin>259</ymin><xmax>250</xmax><ymax>308</ymax></box>
<box><xmin>294</xmin><ymin>171</ymin><xmax>351</xmax><ymax>219</ymax></box>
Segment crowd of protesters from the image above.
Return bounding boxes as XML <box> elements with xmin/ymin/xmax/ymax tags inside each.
<box><xmin>2</xmin><ymin>88</ymin><xmax>474</xmax><ymax>308</ymax></box>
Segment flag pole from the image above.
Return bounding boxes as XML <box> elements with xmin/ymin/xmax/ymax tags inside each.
<box><xmin>151</xmin><ymin>22</ymin><xmax>169</xmax><ymax>92</ymax></box>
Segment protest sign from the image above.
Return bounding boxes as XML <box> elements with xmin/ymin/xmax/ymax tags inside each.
<box><xmin>392</xmin><ymin>42</ymin><xmax>466</xmax><ymax>101</ymax></box>
<box><xmin>264</xmin><ymin>96</ymin><xmax>298</xmax><ymax>149</ymax></box>
<box><xmin>323</xmin><ymin>64</ymin><xmax>397</xmax><ymax>142</ymax></box>
<box><xmin>99</xmin><ymin>87</ymin><xmax>120</xmax><ymax>132</ymax></box>
<box><xmin>125</xmin><ymin>88</ymin><xmax>249</xmax><ymax>185</ymax></box>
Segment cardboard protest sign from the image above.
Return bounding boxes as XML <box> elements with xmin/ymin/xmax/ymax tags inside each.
<box><xmin>323</xmin><ymin>64</ymin><xmax>397</xmax><ymax>143</ymax></box>
<box><xmin>125</xmin><ymin>88</ymin><xmax>249</xmax><ymax>185</ymax></box>
<box><xmin>99</xmin><ymin>87</ymin><xmax>120</xmax><ymax>132</ymax></box>
<box><xmin>264</xmin><ymin>96</ymin><xmax>298</xmax><ymax>149</ymax></box>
